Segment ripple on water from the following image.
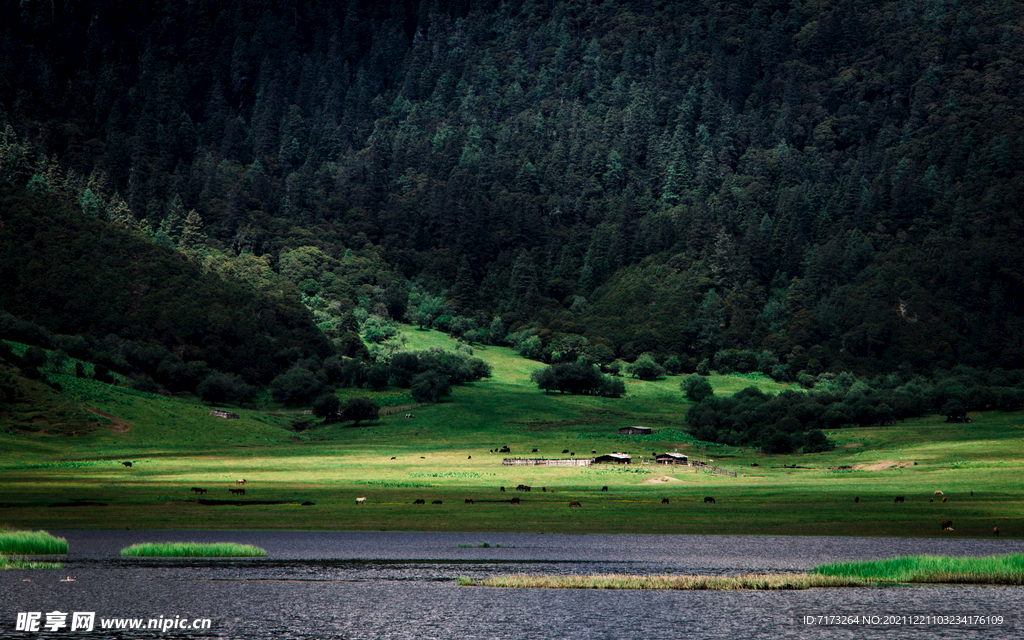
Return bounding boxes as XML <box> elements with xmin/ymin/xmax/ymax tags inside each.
<box><xmin>1</xmin><ymin>531</ymin><xmax>1020</xmax><ymax>639</ymax></box>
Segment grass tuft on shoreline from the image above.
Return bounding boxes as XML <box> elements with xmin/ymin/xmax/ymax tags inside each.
<box><xmin>0</xmin><ymin>556</ymin><xmax>63</xmax><ymax>569</ymax></box>
<box><xmin>120</xmin><ymin>542</ymin><xmax>267</xmax><ymax>557</ymax></box>
<box><xmin>472</xmin><ymin>573</ymin><xmax>868</xmax><ymax>590</ymax></box>
<box><xmin>0</xmin><ymin>530</ymin><xmax>68</xmax><ymax>555</ymax></box>
<box><xmin>812</xmin><ymin>554</ymin><xmax>1024</xmax><ymax>585</ymax></box>
<box><xmin>469</xmin><ymin>555</ymin><xmax>1024</xmax><ymax>590</ymax></box>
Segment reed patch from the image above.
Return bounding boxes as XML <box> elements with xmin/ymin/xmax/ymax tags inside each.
<box><xmin>812</xmin><ymin>554</ymin><xmax>1024</xmax><ymax>585</ymax></box>
<box><xmin>0</xmin><ymin>530</ymin><xmax>68</xmax><ymax>555</ymax></box>
<box><xmin>120</xmin><ymin>542</ymin><xmax>267</xmax><ymax>557</ymax></box>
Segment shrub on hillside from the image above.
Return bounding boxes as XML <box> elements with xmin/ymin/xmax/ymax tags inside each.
<box><xmin>197</xmin><ymin>372</ymin><xmax>257</xmax><ymax>405</ymax></box>
<box><xmin>270</xmin><ymin>366</ymin><xmax>326</xmax><ymax>406</ymax></box>
<box><xmin>410</xmin><ymin>370</ymin><xmax>451</xmax><ymax>403</ymax></box>
<box><xmin>681</xmin><ymin>374</ymin><xmax>714</xmax><ymax>402</ymax></box>
<box><xmin>340</xmin><ymin>397</ymin><xmax>380</xmax><ymax>426</ymax></box>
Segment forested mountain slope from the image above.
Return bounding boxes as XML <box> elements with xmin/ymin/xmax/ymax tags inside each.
<box><xmin>1</xmin><ymin>0</ymin><xmax>1022</xmax><ymax>377</ymax></box>
<box><xmin>0</xmin><ymin>183</ymin><xmax>331</xmax><ymax>386</ymax></box>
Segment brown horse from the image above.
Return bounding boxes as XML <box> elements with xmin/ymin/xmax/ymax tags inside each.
<box><xmin>569</xmin><ymin>500</ymin><xmax>582</xmax><ymax>507</ymax></box>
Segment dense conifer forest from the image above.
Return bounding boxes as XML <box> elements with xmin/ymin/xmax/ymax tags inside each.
<box><xmin>2</xmin><ymin>0</ymin><xmax>1023</xmax><ymax>406</ymax></box>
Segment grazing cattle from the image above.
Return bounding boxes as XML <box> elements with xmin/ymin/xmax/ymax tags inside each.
<box><xmin>230</xmin><ymin>488</ymin><xmax>245</xmax><ymax>495</ymax></box>
<box><xmin>532</xmin><ymin>448</ymin><xmax>538</xmax><ymax>453</ymax></box>
<box><xmin>432</xmin><ymin>500</ymin><xmax>443</xmax><ymax>504</ymax></box>
<box><xmin>934</xmin><ymin>490</ymin><xmax>943</xmax><ymax>496</ymax></box>
<box><xmin>662</xmin><ymin>498</ymin><xmax>670</xmax><ymax>504</ymax></box>
<box><xmin>190</xmin><ymin>487</ymin><xmax>207</xmax><ymax>494</ymax></box>
<box><xmin>390</xmin><ymin>456</ymin><xmax>396</xmax><ymax>460</ymax></box>
<box><xmin>562</xmin><ymin>449</ymin><xmax>569</xmax><ymax>454</ymax></box>
<box><xmin>569</xmin><ymin>501</ymin><xmax>582</xmax><ymax>508</ymax></box>
<box><xmin>930</xmin><ymin>498</ymin><xmax>934</xmax><ymax>503</ymax></box>
<box><xmin>356</xmin><ymin>497</ymin><xmax>366</xmax><ymax>504</ymax></box>
<box><xmin>601</xmin><ymin>486</ymin><xmax>608</xmax><ymax>492</ymax></box>
<box><xmin>468</xmin><ymin>455</ymin><xmax>471</xmax><ymax>459</ymax></box>
<box><xmin>894</xmin><ymin>496</ymin><xmax>905</xmax><ymax>503</ymax></box>
<box><xmin>942</xmin><ymin>497</ymin><xmax>947</xmax><ymax>503</ymax></box>
<box><xmin>413</xmin><ymin>499</ymin><xmax>425</xmax><ymax>504</ymax></box>
<box><xmin>704</xmin><ymin>496</ymin><xmax>716</xmax><ymax>504</ymax></box>
<box><xmin>971</xmin><ymin>491</ymin><xmax>974</xmax><ymax>496</ymax></box>
<box><xmin>465</xmin><ymin>498</ymin><xmax>474</xmax><ymax>504</ymax></box>
<box><xmin>500</xmin><ymin>486</ymin><xmax>505</xmax><ymax>492</ymax></box>
<box><xmin>510</xmin><ymin>496</ymin><xmax>520</xmax><ymax>504</ymax></box>
<box><xmin>542</xmin><ymin>487</ymin><xmax>547</xmax><ymax>492</ymax></box>
<box><xmin>941</xmin><ymin>520</ymin><xmax>953</xmax><ymax>531</ymax></box>
<box><xmin>994</xmin><ymin>527</ymin><xmax>1000</xmax><ymax>536</ymax></box>
<box><xmin>855</xmin><ymin>497</ymin><xmax>859</xmax><ymax>503</ymax></box>
<box><xmin>570</xmin><ymin>452</ymin><xmax>575</xmax><ymax>456</ymax></box>
<box><xmin>121</xmin><ymin>461</ymin><xmax>132</xmax><ymax>467</ymax></box>
<box><xmin>236</xmin><ymin>479</ymin><xmax>246</xmax><ymax>484</ymax></box>
<box><xmin>592</xmin><ymin>450</ymin><xmax>596</xmax><ymax>454</ymax></box>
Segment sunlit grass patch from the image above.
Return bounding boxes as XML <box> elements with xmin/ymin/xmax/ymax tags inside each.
<box><xmin>469</xmin><ymin>573</ymin><xmax>867</xmax><ymax>590</ymax></box>
<box><xmin>812</xmin><ymin>554</ymin><xmax>1024</xmax><ymax>585</ymax></box>
<box><xmin>0</xmin><ymin>530</ymin><xmax>68</xmax><ymax>555</ymax></box>
<box><xmin>120</xmin><ymin>542</ymin><xmax>267</xmax><ymax>557</ymax></box>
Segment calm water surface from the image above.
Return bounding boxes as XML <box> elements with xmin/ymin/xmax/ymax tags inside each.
<box><xmin>2</xmin><ymin>531</ymin><xmax>1021</xmax><ymax>639</ymax></box>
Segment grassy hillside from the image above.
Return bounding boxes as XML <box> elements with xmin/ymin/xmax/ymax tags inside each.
<box><xmin>0</xmin><ymin>327</ymin><xmax>1021</xmax><ymax>536</ymax></box>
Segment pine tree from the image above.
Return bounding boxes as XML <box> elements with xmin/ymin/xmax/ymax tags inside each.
<box><xmin>179</xmin><ymin>210</ymin><xmax>205</xmax><ymax>251</ymax></box>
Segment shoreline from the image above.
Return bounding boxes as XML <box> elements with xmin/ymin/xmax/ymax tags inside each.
<box><xmin>459</xmin><ymin>553</ymin><xmax>1024</xmax><ymax>590</ymax></box>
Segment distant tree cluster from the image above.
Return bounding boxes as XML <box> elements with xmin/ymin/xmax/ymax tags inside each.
<box><xmin>314</xmin><ymin>395</ymin><xmax>380</xmax><ymax>426</ymax></box>
<box><xmin>329</xmin><ymin>346</ymin><xmax>490</xmax><ymax>403</ymax></box>
<box><xmin>530</xmin><ymin>362</ymin><xmax>625</xmax><ymax>397</ymax></box>
<box><xmin>687</xmin><ymin>367</ymin><xmax>1024</xmax><ymax>453</ymax></box>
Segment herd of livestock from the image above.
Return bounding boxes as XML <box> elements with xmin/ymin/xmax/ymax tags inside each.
<box><xmin>116</xmin><ymin>461</ymin><xmax>995</xmax><ymax>534</ymax></box>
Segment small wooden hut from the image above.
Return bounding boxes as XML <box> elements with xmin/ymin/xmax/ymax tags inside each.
<box><xmin>656</xmin><ymin>452</ymin><xmax>689</xmax><ymax>465</ymax></box>
<box><xmin>593</xmin><ymin>452</ymin><xmax>632</xmax><ymax>464</ymax></box>
<box><xmin>618</xmin><ymin>426</ymin><xmax>652</xmax><ymax>435</ymax></box>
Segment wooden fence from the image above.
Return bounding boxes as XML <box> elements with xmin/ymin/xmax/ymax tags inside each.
<box><xmin>502</xmin><ymin>458</ymin><xmax>593</xmax><ymax>467</ymax></box>
<box><xmin>690</xmin><ymin>460</ymin><xmax>738</xmax><ymax>477</ymax></box>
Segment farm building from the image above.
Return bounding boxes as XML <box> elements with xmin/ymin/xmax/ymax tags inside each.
<box><xmin>618</xmin><ymin>426</ymin><xmax>652</xmax><ymax>435</ymax></box>
<box><xmin>593</xmin><ymin>453</ymin><xmax>632</xmax><ymax>464</ymax></box>
<box><xmin>656</xmin><ymin>452</ymin><xmax>689</xmax><ymax>465</ymax></box>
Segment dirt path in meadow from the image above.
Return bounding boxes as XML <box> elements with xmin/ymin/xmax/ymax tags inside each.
<box><xmin>641</xmin><ymin>475</ymin><xmax>681</xmax><ymax>484</ymax></box>
<box><xmin>852</xmin><ymin>460</ymin><xmax>915</xmax><ymax>471</ymax></box>
<box><xmin>83</xmin><ymin>406</ymin><xmax>134</xmax><ymax>433</ymax></box>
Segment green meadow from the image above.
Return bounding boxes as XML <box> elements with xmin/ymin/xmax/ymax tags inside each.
<box><xmin>1</xmin><ymin>327</ymin><xmax>1022</xmax><ymax>536</ymax></box>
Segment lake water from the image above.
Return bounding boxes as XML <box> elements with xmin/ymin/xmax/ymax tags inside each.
<box><xmin>2</xmin><ymin>531</ymin><xmax>1021</xmax><ymax>638</ymax></box>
